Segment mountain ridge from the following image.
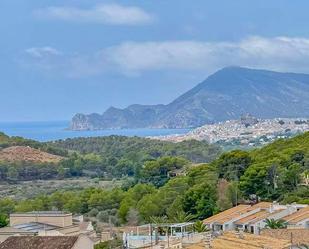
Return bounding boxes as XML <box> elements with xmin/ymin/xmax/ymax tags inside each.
<box><xmin>70</xmin><ymin>67</ymin><xmax>309</xmax><ymax>130</ymax></box>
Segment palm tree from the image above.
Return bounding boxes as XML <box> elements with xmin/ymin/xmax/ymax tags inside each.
<box><xmin>193</xmin><ymin>220</ymin><xmax>209</xmax><ymax>233</ymax></box>
<box><xmin>169</xmin><ymin>211</ymin><xmax>194</xmax><ymax>223</ymax></box>
<box><xmin>150</xmin><ymin>216</ymin><xmax>169</xmax><ymax>236</ymax></box>
<box><xmin>150</xmin><ymin>215</ymin><xmax>168</xmax><ymax>225</ymax></box>
<box><xmin>264</xmin><ymin>218</ymin><xmax>287</xmax><ymax>229</ymax></box>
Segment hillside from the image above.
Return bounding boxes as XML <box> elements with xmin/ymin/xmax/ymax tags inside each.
<box><xmin>0</xmin><ymin>131</ymin><xmax>221</xmax><ymax>182</ymax></box>
<box><xmin>51</xmin><ymin>135</ymin><xmax>222</xmax><ymax>164</ymax></box>
<box><xmin>70</xmin><ymin>67</ymin><xmax>309</xmax><ymax>130</ymax></box>
<box><xmin>0</xmin><ymin>146</ymin><xmax>63</xmax><ymax>163</ymax></box>
<box><xmin>2</xmin><ymin>132</ymin><xmax>308</xmax><ymax>227</ymax></box>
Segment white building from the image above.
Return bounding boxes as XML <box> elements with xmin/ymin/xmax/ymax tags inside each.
<box><xmin>204</xmin><ymin>202</ymin><xmax>308</xmax><ymax>234</ymax></box>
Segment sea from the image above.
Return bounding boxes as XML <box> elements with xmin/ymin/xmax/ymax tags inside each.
<box><xmin>0</xmin><ymin>121</ymin><xmax>191</xmax><ymax>142</ymax></box>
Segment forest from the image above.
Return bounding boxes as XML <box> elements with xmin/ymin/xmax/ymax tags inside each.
<box><xmin>0</xmin><ymin>132</ymin><xmax>308</xmax><ymax>228</ymax></box>
<box><xmin>0</xmin><ymin>133</ymin><xmax>221</xmax><ymax>181</ymax></box>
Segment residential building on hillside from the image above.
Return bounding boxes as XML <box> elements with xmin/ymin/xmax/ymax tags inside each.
<box><xmin>10</xmin><ymin>211</ymin><xmax>73</xmax><ymax>227</ymax></box>
<box><xmin>203</xmin><ymin>202</ymin><xmax>307</xmax><ymax>234</ymax></box>
<box><xmin>0</xmin><ymin>211</ymin><xmax>97</xmax><ymax>243</ymax></box>
<box><xmin>283</xmin><ymin>206</ymin><xmax>309</xmax><ymax>229</ymax></box>
<box><xmin>0</xmin><ymin>234</ymin><xmax>94</xmax><ymax>249</ymax></box>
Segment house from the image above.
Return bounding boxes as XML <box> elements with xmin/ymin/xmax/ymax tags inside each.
<box><xmin>0</xmin><ymin>227</ymin><xmax>35</xmax><ymax>243</ymax></box>
<box><xmin>10</xmin><ymin>211</ymin><xmax>73</xmax><ymax>227</ymax></box>
<box><xmin>234</xmin><ymin>203</ymin><xmax>297</xmax><ymax>234</ymax></box>
<box><xmin>283</xmin><ymin>206</ymin><xmax>309</xmax><ymax>228</ymax></box>
<box><xmin>184</xmin><ymin>231</ymin><xmax>291</xmax><ymax>249</ymax></box>
<box><xmin>203</xmin><ymin>202</ymin><xmax>304</xmax><ymax>234</ymax></box>
<box><xmin>203</xmin><ymin>204</ymin><xmax>252</xmax><ymax>231</ymax></box>
<box><xmin>0</xmin><ymin>234</ymin><xmax>94</xmax><ymax>249</ymax></box>
<box><xmin>0</xmin><ymin>211</ymin><xmax>97</xmax><ymax>243</ymax></box>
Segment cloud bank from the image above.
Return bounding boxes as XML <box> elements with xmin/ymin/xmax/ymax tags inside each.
<box><xmin>34</xmin><ymin>4</ymin><xmax>153</xmax><ymax>25</ymax></box>
<box><xmin>23</xmin><ymin>36</ymin><xmax>309</xmax><ymax>77</ymax></box>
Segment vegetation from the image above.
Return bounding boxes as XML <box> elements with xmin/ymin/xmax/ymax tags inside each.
<box><xmin>0</xmin><ymin>133</ymin><xmax>221</xmax><ymax>182</ymax></box>
<box><xmin>0</xmin><ymin>132</ymin><xmax>67</xmax><ymax>156</ymax></box>
<box><xmin>0</xmin><ymin>214</ymin><xmax>8</xmax><ymax>228</ymax></box>
<box><xmin>193</xmin><ymin>220</ymin><xmax>208</xmax><ymax>233</ymax></box>
<box><xmin>0</xmin><ymin>132</ymin><xmax>308</xmax><ymax>228</ymax></box>
<box><xmin>264</xmin><ymin>218</ymin><xmax>287</xmax><ymax>229</ymax></box>
<box><xmin>204</xmin><ymin>132</ymin><xmax>309</xmax><ymax>203</ymax></box>
<box><xmin>94</xmin><ymin>239</ymin><xmax>122</xmax><ymax>249</ymax></box>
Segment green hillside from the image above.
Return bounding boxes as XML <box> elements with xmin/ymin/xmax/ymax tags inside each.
<box><xmin>0</xmin><ymin>132</ymin><xmax>307</xmax><ymax>226</ymax></box>
<box><xmin>212</xmin><ymin>132</ymin><xmax>309</xmax><ymax>202</ymax></box>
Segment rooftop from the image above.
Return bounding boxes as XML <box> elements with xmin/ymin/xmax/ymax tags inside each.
<box><xmin>283</xmin><ymin>206</ymin><xmax>309</xmax><ymax>224</ymax></box>
<box><xmin>261</xmin><ymin>229</ymin><xmax>309</xmax><ymax>245</ymax></box>
<box><xmin>185</xmin><ymin>231</ymin><xmax>291</xmax><ymax>249</ymax></box>
<box><xmin>204</xmin><ymin>202</ymin><xmax>273</xmax><ymax>225</ymax></box>
<box><xmin>235</xmin><ymin>209</ymin><xmax>284</xmax><ymax>225</ymax></box>
<box><xmin>203</xmin><ymin>205</ymin><xmax>250</xmax><ymax>224</ymax></box>
<box><xmin>0</xmin><ymin>236</ymin><xmax>78</xmax><ymax>249</ymax></box>
<box><xmin>13</xmin><ymin>222</ymin><xmax>59</xmax><ymax>233</ymax></box>
<box><xmin>11</xmin><ymin>211</ymin><xmax>71</xmax><ymax>217</ymax></box>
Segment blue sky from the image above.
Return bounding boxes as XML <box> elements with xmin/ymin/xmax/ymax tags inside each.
<box><xmin>1</xmin><ymin>0</ymin><xmax>309</xmax><ymax>122</ymax></box>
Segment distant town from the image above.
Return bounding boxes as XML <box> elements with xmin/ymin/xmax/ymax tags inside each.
<box><xmin>153</xmin><ymin>115</ymin><xmax>309</xmax><ymax>148</ymax></box>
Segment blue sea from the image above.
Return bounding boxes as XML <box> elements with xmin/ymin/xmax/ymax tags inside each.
<box><xmin>0</xmin><ymin>121</ymin><xmax>191</xmax><ymax>142</ymax></box>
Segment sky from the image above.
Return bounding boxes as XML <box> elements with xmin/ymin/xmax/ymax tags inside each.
<box><xmin>1</xmin><ymin>0</ymin><xmax>309</xmax><ymax>122</ymax></box>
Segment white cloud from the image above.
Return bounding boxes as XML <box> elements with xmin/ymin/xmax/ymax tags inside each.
<box><xmin>104</xmin><ymin>36</ymin><xmax>309</xmax><ymax>74</ymax></box>
<box><xmin>34</xmin><ymin>4</ymin><xmax>153</xmax><ymax>25</ymax></box>
<box><xmin>25</xmin><ymin>47</ymin><xmax>62</xmax><ymax>58</ymax></box>
<box><xmin>22</xmin><ymin>36</ymin><xmax>309</xmax><ymax>77</ymax></box>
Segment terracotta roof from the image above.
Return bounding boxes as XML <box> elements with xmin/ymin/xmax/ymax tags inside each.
<box><xmin>283</xmin><ymin>206</ymin><xmax>309</xmax><ymax>224</ymax></box>
<box><xmin>248</xmin><ymin>201</ymin><xmax>272</xmax><ymax>209</ymax></box>
<box><xmin>204</xmin><ymin>202</ymin><xmax>273</xmax><ymax>225</ymax></box>
<box><xmin>185</xmin><ymin>231</ymin><xmax>291</xmax><ymax>249</ymax></box>
<box><xmin>234</xmin><ymin>210</ymin><xmax>269</xmax><ymax>225</ymax></box>
<box><xmin>0</xmin><ymin>236</ymin><xmax>78</xmax><ymax>249</ymax></box>
<box><xmin>235</xmin><ymin>209</ymin><xmax>284</xmax><ymax>225</ymax></box>
<box><xmin>261</xmin><ymin>229</ymin><xmax>309</xmax><ymax>245</ymax></box>
<box><xmin>203</xmin><ymin>205</ymin><xmax>250</xmax><ymax>224</ymax></box>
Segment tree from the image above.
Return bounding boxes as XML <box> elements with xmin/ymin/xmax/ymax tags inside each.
<box><xmin>140</xmin><ymin>157</ymin><xmax>188</xmax><ymax>187</ymax></box>
<box><xmin>283</xmin><ymin>163</ymin><xmax>301</xmax><ymax>190</ymax></box>
<box><xmin>0</xmin><ymin>214</ymin><xmax>8</xmax><ymax>228</ymax></box>
<box><xmin>240</xmin><ymin>163</ymin><xmax>268</xmax><ymax>197</ymax></box>
<box><xmin>216</xmin><ymin>179</ymin><xmax>234</xmax><ymax>210</ymax></box>
<box><xmin>126</xmin><ymin>208</ymin><xmax>140</xmax><ymax>226</ymax></box>
<box><xmin>264</xmin><ymin>218</ymin><xmax>287</xmax><ymax>229</ymax></box>
<box><xmin>215</xmin><ymin>150</ymin><xmax>251</xmax><ymax>181</ymax></box>
<box><xmin>182</xmin><ymin>183</ymin><xmax>217</xmax><ymax>219</ymax></box>
<box><xmin>150</xmin><ymin>215</ymin><xmax>168</xmax><ymax>225</ymax></box>
<box><xmin>0</xmin><ymin>199</ymin><xmax>15</xmax><ymax>215</ymax></box>
<box><xmin>193</xmin><ymin>220</ymin><xmax>208</xmax><ymax>233</ymax></box>
<box><xmin>150</xmin><ymin>216</ymin><xmax>169</xmax><ymax>235</ymax></box>
<box><xmin>169</xmin><ymin>211</ymin><xmax>194</xmax><ymax>223</ymax></box>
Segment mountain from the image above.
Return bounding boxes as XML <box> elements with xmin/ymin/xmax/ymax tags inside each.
<box><xmin>70</xmin><ymin>67</ymin><xmax>309</xmax><ymax>130</ymax></box>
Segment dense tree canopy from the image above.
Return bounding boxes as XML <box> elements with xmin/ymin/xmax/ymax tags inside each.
<box><xmin>0</xmin><ymin>132</ymin><xmax>308</xmax><ymax>228</ymax></box>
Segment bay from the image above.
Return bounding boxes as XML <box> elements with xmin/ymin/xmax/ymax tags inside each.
<box><xmin>0</xmin><ymin>121</ymin><xmax>191</xmax><ymax>142</ymax></box>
